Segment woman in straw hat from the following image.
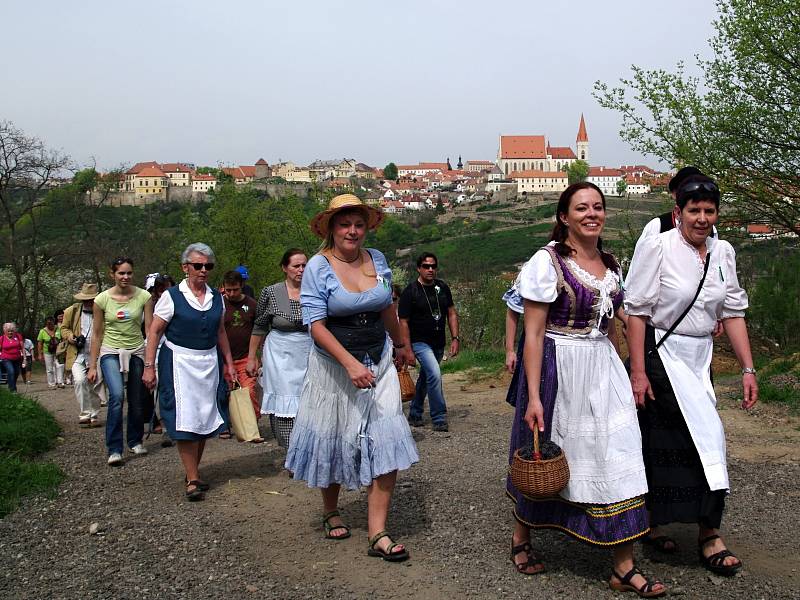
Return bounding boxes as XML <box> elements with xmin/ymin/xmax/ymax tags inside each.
<box><xmin>285</xmin><ymin>194</ymin><xmax>418</xmax><ymax>562</ymax></box>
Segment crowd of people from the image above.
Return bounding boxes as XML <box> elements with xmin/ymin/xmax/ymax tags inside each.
<box><xmin>1</xmin><ymin>176</ymin><xmax>760</xmax><ymax>592</ymax></box>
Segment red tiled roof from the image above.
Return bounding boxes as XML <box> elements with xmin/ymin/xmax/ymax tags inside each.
<box><xmin>193</xmin><ymin>174</ymin><xmax>216</xmax><ymax>181</ymax></box>
<box><xmin>747</xmin><ymin>224</ymin><xmax>772</xmax><ymax>234</ymax></box>
<box><xmin>126</xmin><ymin>161</ymin><xmax>159</xmax><ymax>175</ymax></box>
<box><xmin>509</xmin><ymin>170</ymin><xmax>567</xmax><ymax>179</ymax></box>
<box><xmin>500</xmin><ymin>136</ymin><xmax>547</xmax><ymax>159</ymax></box>
<box><xmin>588</xmin><ymin>167</ymin><xmax>623</xmax><ymax>177</ymax></box>
<box><xmin>136</xmin><ymin>165</ymin><xmax>167</xmax><ymax>177</ymax></box>
<box><xmin>548</xmin><ymin>146</ymin><xmax>576</xmax><ymax>159</ymax></box>
<box><xmin>160</xmin><ymin>163</ymin><xmax>193</xmax><ymax>173</ymax></box>
<box><xmin>576</xmin><ymin>114</ymin><xmax>588</xmax><ymax>142</ymax></box>
<box><xmin>256</xmin><ymin>158</ymin><xmax>268</xmax><ymax>166</ymax></box>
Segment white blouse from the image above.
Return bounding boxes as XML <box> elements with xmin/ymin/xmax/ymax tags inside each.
<box><xmin>153</xmin><ymin>279</ymin><xmax>215</xmax><ymax>323</ymax></box>
<box><xmin>624</xmin><ymin>228</ymin><xmax>748</xmax><ymax>336</ymax></box>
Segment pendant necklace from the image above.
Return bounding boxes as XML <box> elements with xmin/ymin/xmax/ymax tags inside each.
<box><xmin>421</xmin><ymin>282</ymin><xmax>442</xmax><ymax>326</ymax></box>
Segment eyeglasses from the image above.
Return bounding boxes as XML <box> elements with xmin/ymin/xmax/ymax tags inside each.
<box><xmin>419</xmin><ymin>264</ymin><xmax>438</xmax><ymax>270</ymax></box>
<box><xmin>187</xmin><ymin>262</ymin><xmax>215</xmax><ymax>271</ymax></box>
<box><xmin>112</xmin><ymin>256</ymin><xmax>134</xmax><ymax>267</ymax></box>
<box><xmin>677</xmin><ymin>181</ymin><xmax>720</xmax><ymax>202</ymax></box>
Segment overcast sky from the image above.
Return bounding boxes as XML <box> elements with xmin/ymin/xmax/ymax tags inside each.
<box><xmin>3</xmin><ymin>0</ymin><xmax>719</xmax><ymax>171</ymax></box>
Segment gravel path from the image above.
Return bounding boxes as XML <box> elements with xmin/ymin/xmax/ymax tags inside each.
<box><xmin>1</xmin><ymin>374</ymin><xmax>798</xmax><ymax>599</ymax></box>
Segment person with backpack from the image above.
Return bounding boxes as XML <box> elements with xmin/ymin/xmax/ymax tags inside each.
<box><xmin>37</xmin><ymin>316</ymin><xmax>65</xmax><ymax>388</ymax></box>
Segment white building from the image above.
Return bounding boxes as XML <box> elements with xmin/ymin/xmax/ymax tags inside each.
<box><xmin>510</xmin><ymin>170</ymin><xmax>568</xmax><ymax>194</ymax></box>
<box><xmin>192</xmin><ymin>173</ymin><xmax>217</xmax><ymax>192</ymax></box>
<box><xmin>497</xmin><ymin>115</ymin><xmax>588</xmax><ymax>177</ymax></box>
<box><xmin>587</xmin><ymin>167</ymin><xmax>624</xmax><ymax>197</ymax></box>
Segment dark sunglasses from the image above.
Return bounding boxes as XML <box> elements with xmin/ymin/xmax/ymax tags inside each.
<box><xmin>112</xmin><ymin>256</ymin><xmax>134</xmax><ymax>267</ymax></box>
<box><xmin>677</xmin><ymin>181</ymin><xmax>720</xmax><ymax>202</ymax></box>
<box><xmin>187</xmin><ymin>262</ymin><xmax>215</xmax><ymax>271</ymax></box>
<box><xmin>419</xmin><ymin>264</ymin><xmax>438</xmax><ymax>270</ymax></box>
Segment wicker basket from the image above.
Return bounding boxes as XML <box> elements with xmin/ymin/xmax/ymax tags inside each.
<box><xmin>509</xmin><ymin>427</ymin><xmax>569</xmax><ymax>498</ymax></box>
<box><xmin>397</xmin><ymin>365</ymin><xmax>415</xmax><ymax>402</ymax></box>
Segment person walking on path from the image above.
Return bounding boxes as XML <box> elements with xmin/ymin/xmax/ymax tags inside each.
<box><xmin>247</xmin><ymin>248</ymin><xmax>311</xmax><ymax>448</ymax></box>
<box><xmin>625</xmin><ymin>175</ymin><xmax>757</xmax><ymax>576</ymax></box>
<box><xmin>398</xmin><ymin>252</ymin><xmax>460</xmax><ymax>432</ymax></box>
<box><xmin>37</xmin><ymin>316</ymin><xmax>65</xmax><ymax>389</ymax></box>
<box><xmin>21</xmin><ymin>336</ymin><xmax>34</xmax><ymax>385</ymax></box>
<box><xmin>61</xmin><ymin>283</ymin><xmax>106</xmax><ymax>427</ymax></box>
<box><xmin>143</xmin><ymin>273</ymin><xmax>175</xmax><ymax>443</ymax></box>
<box><xmin>285</xmin><ymin>194</ymin><xmax>418</xmax><ymax>562</ymax></box>
<box><xmin>505</xmin><ymin>183</ymin><xmax>664</xmax><ymax>597</ymax></box>
<box><xmin>55</xmin><ymin>309</ymin><xmax>72</xmax><ymax>386</ymax></box>
<box><xmin>222</xmin><ymin>269</ymin><xmax>262</xmax><ymax>442</ymax></box>
<box><xmin>0</xmin><ymin>323</ymin><xmax>26</xmax><ymax>392</ymax></box>
<box><xmin>88</xmin><ymin>257</ymin><xmax>153</xmax><ymax>466</ymax></box>
<box><xmin>143</xmin><ymin>243</ymin><xmax>237</xmax><ymax>501</ymax></box>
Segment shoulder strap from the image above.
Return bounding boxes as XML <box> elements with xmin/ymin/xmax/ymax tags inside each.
<box><xmin>651</xmin><ymin>251</ymin><xmax>711</xmax><ymax>353</ymax></box>
<box><xmin>658</xmin><ymin>212</ymin><xmax>674</xmax><ymax>233</ymax></box>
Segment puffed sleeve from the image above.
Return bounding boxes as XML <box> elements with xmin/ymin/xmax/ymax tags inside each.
<box><xmin>502</xmin><ymin>272</ymin><xmax>525</xmax><ymax>314</ymax></box>
<box><xmin>623</xmin><ymin>233</ymin><xmax>662</xmax><ymax>317</ymax></box>
<box><xmin>518</xmin><ymin>249</ymin><xmax>558</xmax><ymax>303</ymax></box>
<box><xmin>301</xmin><ymin>255</ymin><xmax>331</xmax><ymax>325</ymax></box>
<box><xmin>153</xmin><ymin>289</ymin><xmax>175</xmax><ymax>323</ymax></box>
<box><xmin>719</xmin><ymin>242</ymin><xmax>749</xmax><ymax>318</ymax></box>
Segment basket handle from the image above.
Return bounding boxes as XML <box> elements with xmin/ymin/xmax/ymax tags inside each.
<box><xmin>532</xmin><ymin>427</ymin><xmax>542</xmax><ymax>460</ymax></box>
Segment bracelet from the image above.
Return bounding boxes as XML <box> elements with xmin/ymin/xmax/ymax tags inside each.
<box><xmin>451</xmin><ymin>336</ymin><xmax>460</xmax><ymax>341</ymax></box>
<box><xmin>742</xmin><ymin>367</ymin><xmax>756</xmax><ymax>375</ymax></box>
<box><xmin>144</xmin><ymin>362</ymin><xmax>154</xmax><ymax>368</ymax></box>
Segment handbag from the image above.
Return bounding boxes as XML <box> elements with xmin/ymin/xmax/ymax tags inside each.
<box><xmin>55</xmin><ymin>339</ymin><xmax>69</xmax><ymax>361</ymax></box>
<box><xmin>397</xmin><ymin>365</ymin><xmax>415</xmax><ymax>402</ymax></box>
<box><xmin>228</xmin><ymin>385</ymin><xmax>261</xmax><ymax>442</ymax></box>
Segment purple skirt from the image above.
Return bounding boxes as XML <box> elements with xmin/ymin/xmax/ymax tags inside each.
<box><xmin>506</xmin><ymin>334</ymin><xmax>649</xmax><ymax>546</ymax></box>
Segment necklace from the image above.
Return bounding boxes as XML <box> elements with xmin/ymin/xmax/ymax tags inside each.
<box><xmin>331</xmin><ymin>251</ymin><xmax>360</xmax><ymax>264</ymax></box>
<box><xmin>419</xmin><ymin>281</ymin><xmax>442</xmax><ymax>325</ymax></box>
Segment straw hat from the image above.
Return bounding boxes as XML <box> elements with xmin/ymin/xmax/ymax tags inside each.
<box><xmin>73</xmin><ymin>283</ymin><xmax>99</xmax><ymax>300</ymax></box>
<box><xmin>310</xmin><ymin>194</ymin><xmax>384</xmax><ymax>238</ymax></box>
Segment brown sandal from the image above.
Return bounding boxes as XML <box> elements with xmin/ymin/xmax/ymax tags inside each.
<box><xmin>510</xmin><ymin>539</ymin><xmax>545</xmax><ymax>575</ymax></box>
<box><xmin>609</xmin><ymin>566</ymin><xmax>666</xmax><ymax>598</ymax></box>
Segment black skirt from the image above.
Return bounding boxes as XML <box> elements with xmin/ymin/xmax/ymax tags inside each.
<box><xmin>639</xmin><ymin>326</ymin><xmax>725</xmax><ymax>529</ymax></box>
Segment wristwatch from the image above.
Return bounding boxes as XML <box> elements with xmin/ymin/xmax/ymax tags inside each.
<box><xmin>452</xmin><ymin>336</ymin><xmax>460</xmax><ymax>341</ymax></box>
<box><xmin>741</xmin><ymin>367</ymin><xmax>756</xmax><ymax>375</ymax></box>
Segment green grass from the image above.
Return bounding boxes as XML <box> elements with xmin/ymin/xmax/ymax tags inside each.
<box><xmin>753</xmin><ymin>355</ymin><xmax>800</xmax><ymax>413</ymax></box>
<box><xmin>0</xmin><ymin>389</ymin><xmax>64</xmax><ymax>517</ymax></box>
<box><xmin>441</xmin><ymin>348</ymin><xmax>506</xmax><ymax>376</ymax></box>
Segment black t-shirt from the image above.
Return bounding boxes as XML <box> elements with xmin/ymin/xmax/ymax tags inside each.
<box><xmin>398</xmin><ymin>279</ymin><xmax>454</xmax><ymax>349</ymax></box>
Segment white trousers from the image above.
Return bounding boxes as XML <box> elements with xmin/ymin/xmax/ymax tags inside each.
<box><xmin>44</xmin><ymin>352</ymin><xmax>65</xmax><ymax>387</ymax></box>
<box><xmin>73</xmin><ymin>354</ymin><xmax>105</xmax><ymax>418</ymax></box>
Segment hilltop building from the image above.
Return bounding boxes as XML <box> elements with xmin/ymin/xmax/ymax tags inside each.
<box><xmin>497</xmin><ymin>115</ymin><xmax>589</xmax><ymax>177</ymax></box>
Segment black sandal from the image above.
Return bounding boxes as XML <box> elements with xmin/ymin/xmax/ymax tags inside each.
<box><xmin>698</xmin><ymin>534</ymin><xmax>742</xmax><ymax>576</ymax></box>
<box><xmin>510</xmin><ymin>539</ymin><xmax>545</xmax><ymax>575</ymax></box>
<box><xmin>367</xmin><ymin>531</ymin><xmax>409</xmax><ymax>562</ymax></box>
<box><xmin>185</xmin><ymin>480</ymin><xmax>205</xmax><ymax>502</ymax></box>
<box><xmin>185</xmin><ymin>477</ymin><xmax>210</xmax><ymax>491</ymax></box>
<box><xmin>322</xmin><ymin>510</ymin><xmax>351</xmax><ymax>540</ymax></box>
<box><xmin>642</xmin><ymin>534</ymin><xmax>679</xmax><ymax>554</ymax></box>
<box><xmin>609</xmin><ymin>566</ymin><xmax>666</xmax><ymax>598</ymax></box>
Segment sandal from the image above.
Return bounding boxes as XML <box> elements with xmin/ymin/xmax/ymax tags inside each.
<box><xmin>367</xmin><ymin>530</ymin><xmax>409</xmax><ymax>562</ymax></box>
<box><xmin>510</xmin><ymin>539</ymin><xmax>545</xmax><ymax>575</ymax></box>
<box><xmin>185</xmin><ymin>480</ymin><xmax>205</xmax><ymax>502</ymax></box>
<box><xmin>185</xmin><ymin>477</ymin><xmax>210</xmax><ymax>491</ymax></box>
<box><xmin>698</xmin><ymin>534</ymin><xmax>742</xmax><ymax>576</ymax></box>
<box><xmin>322</xmin><ymin>510</ymin><xmax>351</xmax><ymax>540</ymax></box>
<box><xmin>218</xmin><ymin>430</ymin><xmax>232</xmax><ymax>439</ymax></box>
<box><xmin>642</xmin><ymin>534</ymin><xmax>678</xmax><ymax>554</ymax></box>
<box><xmin>609</xmin><ymin>566</ymin><xmax>666</xmax><ymax>598</ymax></box>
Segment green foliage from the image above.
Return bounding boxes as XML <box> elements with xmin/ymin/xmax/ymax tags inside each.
<box><xmin>616</xmin><ymin>179</ymin><xmax>628</xmax><ymax>196</ymax></box>
<box><xmin>747</xmin><ymin>249</ymin><xmax>800</xmax><ymax>350</ymax></box>
<box><xmin>451</xmin><ymin>274</ymin><xmax>513</xmax><ymax>351</ymax></box>
<box><xmin>0</xmin><ymin>389</ymin><xmax>63</xmax><ymax>517</ymax></box>
<box><xmin>594</xmin><ymin>0</ymin><xmax>800</xmax><ymax>236</ymax></box>
<box><xmin>567</xmin><ymin>160</ymin><xmax>589</xmax><ymax>184</ymax></box>
<box><xmin>475</xmin><ymin>202</ymin><xmax>512</xmax><ymax>213</ymax></box>
<box><xmin>440</xmin><ymin>347</ymin><xmax>506</xmax><ymax>375</ymax></box>
<box><xmin>435</xmin><ymin>199</ymin><xmax>445</xmax><ymax>215</ymax></box>
<box><xmin>373</xmin><ymin>217</ymin><xmax>415</xmax><ymax>256</ymax></box>
<box><xmin>383</xmin><ymin>162</ymin><xmax>398</xmax><ymax>181</ymax></box>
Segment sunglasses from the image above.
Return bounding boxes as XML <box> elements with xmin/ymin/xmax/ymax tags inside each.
<box><xmin>112</xmin><ymin>256</ymin><xmax>134</xmax><ymax>267</ymax></box>
<box><xmin>420</xmin><ymin>264</ymin><xmax>438</xmax><ymax>270</ymax></box>
<box><xmin>187</xmin><ymin>262</ymin><xmax>215</xmax><ymax>271</ymax></box>
<box><xmin>677</xmin><ymin>181</ymin><xmax>720</xmax><ymax>202</ymax></box>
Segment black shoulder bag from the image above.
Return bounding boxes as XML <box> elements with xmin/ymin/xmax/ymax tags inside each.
<box><xmin>648</xmin><ymin>251</ymin><xmax>711</xmax><ymax>356</ymax></box>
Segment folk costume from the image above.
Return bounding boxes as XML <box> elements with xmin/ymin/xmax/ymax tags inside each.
<box><xmin>155</xmin><ymin>280</ymin><xmax>229</xmax><ymax>441</ymax></box>
<box><xmin>624</xmin><ymin>228</ymin><xmax>748</xmax><ymax>528</ymax></box>
<box><xmin>285</xmin><ymin>249</ymin><xmax>419</xmax><ymax>489</ymax></box>
<box><xmin>506</xmin><ymin>242</ymin><xmax>649</xmax><ymax>545</ymax></box>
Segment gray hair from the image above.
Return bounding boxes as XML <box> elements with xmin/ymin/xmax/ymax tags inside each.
<box><xmin>3</xmin><ymin>322</ymin><xmax>17</xmax><ymax>333</ymax></box>
<box><xmin>181</xmin><ymin>242</ymin><xmax>216</xmax><ymax>264</ymax></box>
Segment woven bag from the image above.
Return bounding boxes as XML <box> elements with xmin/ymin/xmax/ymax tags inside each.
<box><xmin>509</xmin><ymin>427</ymin><xmax>569</xmax><ymax>498</ymax></box>
<box><xmin>397</xmin><ymin>366</ymin><xmax>415</xmax><ymax>402</ymax></box>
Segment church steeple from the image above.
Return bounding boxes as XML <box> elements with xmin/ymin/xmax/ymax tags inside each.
<box><xmin>457</xmin><ymin>155</ymin><xmax>463</xmax><ymax>170</ymax></box>
<box><xmin>576</xmin><ymin>114</ymin><xmax>589</xmax><ymax>163</ymax></box>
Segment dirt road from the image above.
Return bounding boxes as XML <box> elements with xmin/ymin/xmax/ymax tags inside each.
<box><xmin>1</xmin><ymin>372</ymin><xmax>798</xmax><ymax>599</ymax></box>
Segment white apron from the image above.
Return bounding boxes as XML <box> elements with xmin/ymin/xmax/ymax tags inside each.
<box><xmin>655</xmin><ymin>329</ymin><xmax>729</xmax><ymax>491</ymax></box>
<box><xmin>166</xmin><ymin>339</ymin><xmax>223</xmax><ymax>435</ymax></box>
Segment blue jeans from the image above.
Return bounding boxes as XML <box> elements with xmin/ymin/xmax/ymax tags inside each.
<box><xmin>100</xmin><ymin>354</ymin><xmax>145</xmax><ymax>455</ymax></box>
<box><xmin>409</xmin><ymin>343</ymin><xmax>447</xmax><ymax>424</ymax></box>
<box><xmin>0</xmin><ymin>359</ymin><xmax>21</xmax><ymax>392</ymax></box>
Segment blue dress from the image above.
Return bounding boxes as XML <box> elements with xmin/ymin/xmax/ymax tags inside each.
<box><xmin>158</xmin><ymin>287</ymin><xmax>229</xmax><ymax>441</ymax></box>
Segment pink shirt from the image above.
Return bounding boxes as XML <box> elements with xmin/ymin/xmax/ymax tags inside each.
<box><xmin>0</xmin><ymin>333</ymin><xmax>24</xmax><ymax>361</ymax></box>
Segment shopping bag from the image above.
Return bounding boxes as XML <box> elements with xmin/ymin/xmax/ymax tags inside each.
<box><xmin>398</xmin><ymin>366</ymin><xmax>415</xmax><ymax>402</ymax></box>
<box><xmin>228</xmin><ymin>385</ymin><xmax>261</xmax><ymax>442</ymax></box>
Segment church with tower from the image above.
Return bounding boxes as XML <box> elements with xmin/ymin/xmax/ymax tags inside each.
<box><xmin>497</xmin><ymin>114</ymin><xmax>590</xmax><ymax>177</ymax></box>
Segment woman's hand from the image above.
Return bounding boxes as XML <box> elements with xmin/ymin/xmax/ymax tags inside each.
<box><xmin>87</xmin><ymin>366</ymin><xmax>97</xmax><ymax>384</ymax></box>
<box><xmin>505</xmin><ymin>350</ymin><xmax>517</xmax><ymax>374</ymax></box>
<box><xmin>630</xmin><ymin>370</ymin><xmax>654</xmax><ymax>408</ymax></box>
<box><xmin>142</xmin><ymin>367</ymin><xmax>157</xmax><ymax>391</ymax></box>
<box><xmin>245</xmin><ymin>356</ymin><xmax>260</xmax><ymax>378</ymax></box>
<box><xmin>742</xmin><ymin>373</ymin><xmax>758</xmax><ymax>409</ymax></box>
<box><xmin>347</xmin><ymin>360</ymin><xmax>375</xmax><ymax>389</ymax></box>
<box><xmin>524</xmin><ymin>398</ymin><xmax>545</xmax><ymax>433</ymax></box>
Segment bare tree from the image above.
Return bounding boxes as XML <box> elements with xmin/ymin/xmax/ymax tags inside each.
<box><xmin>0</xmin><ymin>121</ymin><xmax>71</xmax><ymax>332</ymax></box>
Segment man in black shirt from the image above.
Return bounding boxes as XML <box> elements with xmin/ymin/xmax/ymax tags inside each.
<box><xmin>398</xmin><ymin>252</ymin><xmax>460</xmax><ymax>432</ymax></box>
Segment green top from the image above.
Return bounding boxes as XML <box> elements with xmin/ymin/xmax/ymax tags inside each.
<box><xmin>37</xmin><ymin>328</ymin><xmax>62</xmax><ymax>354</ymax></box>
<box><xmin>94</xmin><ymin>287</ymin><xmax>151</xmax><ymax>349</ymax></box>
